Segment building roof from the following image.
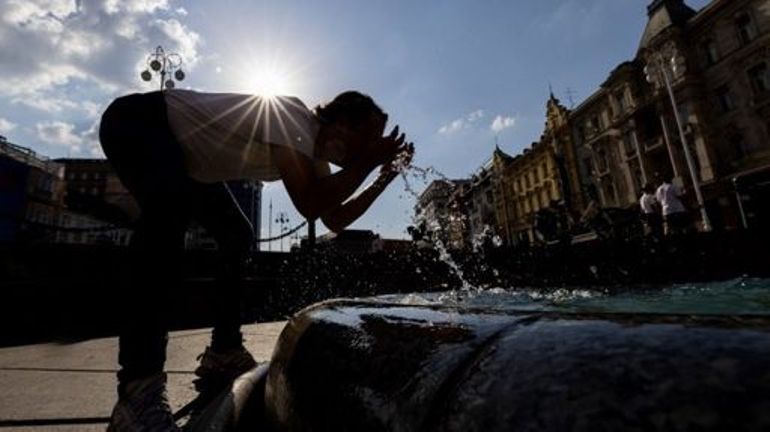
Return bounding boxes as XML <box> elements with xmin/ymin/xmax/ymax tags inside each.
<box><xmin>638</xmin><ymin>0</ymin><xmax>697</xmax><ymax>51</ymax></box>
<box><xmin>0</xmin><ymin>136</ymin><xmax>62</xmax><ymax>175</ymax></box>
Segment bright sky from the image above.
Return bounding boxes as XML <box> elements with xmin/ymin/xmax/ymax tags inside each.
<box><xmin>0</xmin><ymin>0</ymin><xmax>712</xmax><ymax>249</ymax></box>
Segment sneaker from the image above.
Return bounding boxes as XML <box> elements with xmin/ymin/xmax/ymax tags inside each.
<box><xmin>193</xmin><ymin>345</ymin><xmax>257</xmax><ymax>391</ymax></box>
<box><xmin>108</xmin><ymin>373</ymin><xmax>179</xmax><ymax>432</ymax></box>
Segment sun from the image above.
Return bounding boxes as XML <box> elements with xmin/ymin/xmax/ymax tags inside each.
<box><xmin>246</xmin><ymin>63</ymin><xmax>295</xmax><ymax>98</ymax></box>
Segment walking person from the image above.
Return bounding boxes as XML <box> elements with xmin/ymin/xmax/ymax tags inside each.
<box><xmin>655</xmin><ymin>174</ymin><xmax>689</xmax><ymax>236</ymax></box>
<box><xmin>639</xmin><ymin>183</ymin><xmax>663</xmax><ymax>238</ymax></box>
<box><xmin>99</xmin><ymin>89</ymin><xmax>413</xmax><ymax>431</ymax></box>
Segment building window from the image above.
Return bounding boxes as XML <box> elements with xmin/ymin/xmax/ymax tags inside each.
<box><xmin>596</xmin><ymin>149</ymin><xmax>609</xmax><ymax>173</ymax></box>
<box><xmin>702</xmin><ymin>38</ymin><xmax>719</xmax><ymax>66</ymax></box>
<box><xmin>577</xmin><ymin>125</ymin><xmax>586</xmax><ymax>143</ymax></box>
<box><xmin>589</xmin><ymin>116</ymin><xmax>601</xmax><ymax>134</ymax></box>
<box><xmin>614</xmin><ymin>90</ymin><xmax>628</xmax><ymax>114</ymax></box>
<box><xmin>602</xmin><ymin>178</ymin><xmax>617</xmax><ymax>206</ymax></box>
<box><xmin>631</xmin><ymin>165</ymin><xmax>643</xmax><ymax>195</ymax></box>
<box><xmin>735</xmin><ymin>11</ymin><xmax>758</xmax><ymax>46</ymax></box>
<box><xmin>729</xmin><ymin>130</ymin><xmax>748</xmax><ymax>159</ymax></box>
<box><xmin>715</xmin><ymin>85</ymin><xmax>736</xmax><ymax>113</ymax></box>
<box><xmin>485</xmin><ymin>190</ymin><xmax>493</xmax><ymax>203</ymax></box>
<box><xmin>748</xmin><ymin>63</ymin><xmax>770</xmax><ymax>95</ymax></box>
<box><xmin>622</xmin><ymin>130</ymin><xmax>636</xmax><ymax>156</ymax></box>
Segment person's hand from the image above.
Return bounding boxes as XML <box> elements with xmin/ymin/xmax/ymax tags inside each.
<box><xmin>364</xmin><ymin>125</ymin><xmax>407</xmax><ymax>169</ymax></box>
<box><xmin>379</xmin><ymin>141</ymin><xmax>414</xmax><ymax>180</ymax></box>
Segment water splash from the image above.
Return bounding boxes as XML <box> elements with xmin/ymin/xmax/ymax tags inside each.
<box><xmin>392</xmin><ymin>158</ymin><xmax>486</xmax><ymax>294</ymax></box>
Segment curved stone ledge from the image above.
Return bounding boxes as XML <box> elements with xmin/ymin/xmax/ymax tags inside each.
<box><xmin>262</xmin><ymin>299</ymin><xmax>770</xmax><ymax>431</ymax></box>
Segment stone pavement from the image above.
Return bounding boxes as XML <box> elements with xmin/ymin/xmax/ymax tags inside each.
<box><xmin>0</xmin><ymin>322</ymin><xmax>286</xmax><ymax>431</ymax></box>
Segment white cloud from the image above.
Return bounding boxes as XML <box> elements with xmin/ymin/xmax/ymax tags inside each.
<box><xmin>15</xmin><ymin>95</ymin><xmax>79</xmax><ymax>113</ymax></box>
<box><xmin>467</xmin><ymin>109</ymin><xmax>484</xmax><ymax>122</ymax></box>
<box><xmin>81</xmin><ymin>120</ymin><xmax>104</xmax><ymax>157</ymax></box>
<box><xmin>0</xmin><ymin>0</ymin><xmax>201</xmax><ymax>112</ymax></box>
<box><xmin>104</xmin><ymin>0</ymin><xmax>170</xmax><ymax>15</ymax></box>
<box><xmin>0</xmin><ymin>117</ymin><xmax>17</xmax><ymax>133</ymax></box>
<box><xmin>81</xmin><ymin>101</ymin><xmax>102</xmax><ymax>119</ymax></box>
<box><xmin>438</xmin><ymin>109</ymin><xmax>485</xmax><ymax>135</ymax></box>
<box><xmin>152</xmin><ymin>18</ymin><xmax>201</xmax><ymax>65</ymax></box>
<box><xmin>491</xmin><ymin>115</ymin><xmax>517</xmax><ymax>133</ymax></box>
<box><xmin>36</xmin><ymin>120</ymin><xmax>84</xmax><ymax>152</ymax></box>
<box><xmin>438</xmin><ymin>118</ymin><xmax>465</xmax><ymax>135</ymax></box>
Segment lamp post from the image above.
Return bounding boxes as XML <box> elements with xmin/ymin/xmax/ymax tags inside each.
<box><xmin>275</xmin><ymin>212</ymin><xmax>289</xmax><ymax>252</ymax></box>
<box><xmin>140</xmin><ymin>45</ymin><xmax>185</xmax><ymax>91</ymax></box>
<box><xmin>644</xmin><ymin>50</ymin><xmax>712</xmax><ymax>232</ymax></box>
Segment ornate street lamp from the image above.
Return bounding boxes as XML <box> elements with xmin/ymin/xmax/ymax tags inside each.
<box><xmin>140</xmin><ymin>45</ymin><xmax>185</xmax><ymax>91</ymax></box>
<box><xmin>275</xmin><ymin>212</ymin><xmax>290</xmax><ymax>252</ymax></box>
<box><xmin>644</xmin><ymin>48</ymin><xmax>712</xmax><ymax>232</ymax></box>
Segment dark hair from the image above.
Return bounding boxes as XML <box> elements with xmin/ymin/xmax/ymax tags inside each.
<box><xmin>315</xmin><ymin>91</ymin><xmax>387</xmax><ymax>129</ymax></box>
<box><xmin>643</xmin><ymin>183</ymin><xmax>655</xmax><ymax>194</ymax></box>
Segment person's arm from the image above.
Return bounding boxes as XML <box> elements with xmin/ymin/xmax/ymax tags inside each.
<box><xmin>320</xmin><ymin>167</ymin><xmax>398</xmax><ymax>232</ymax></box>
<box><xmin>273</xmin><ymin>146</ymin><xmax>376</xmax><ymax>220</ymax></box>
<box><xmin>272</xmin><ymin>130</ymin><xmax>407</xmax><ymax>222</ymax></box>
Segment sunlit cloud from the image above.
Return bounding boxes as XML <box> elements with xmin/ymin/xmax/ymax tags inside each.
<box><xmin>438</xmin><ymin>109</ymin><xmax>485</xmax><ymax>135</ymax></box>
<box><xmin>36</xmin><ymin>120</ymin><xmax>84</xmax><ymax>152</ymax></box>
<box><xmin>491</xmin><ymin>115</ymin><xmax>516</xmax><ymax>133</ymax></box>
<box><xmin>0</xmin><ymin>0</ymin><xmax>201</xmax><ymax>105</ymax></box>
<box><xmin>0</xmin><ymin>118</ymin><xmax>17</xmax><ymax>134</ymax></box>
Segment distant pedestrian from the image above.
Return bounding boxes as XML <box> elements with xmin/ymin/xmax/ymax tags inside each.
<box><xmin>655</xmin><ymin>175</ymin><xmax>689</xmax><ymax>236</ymax></box>
<box><xmin>639</xmin><ymin>183</ymin><xmax>662</xmax><ymax>237</ymax></box>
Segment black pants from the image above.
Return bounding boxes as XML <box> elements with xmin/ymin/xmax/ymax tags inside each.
<box><xmin>99</xmin><ymin>92</ymin><xmax>254</xmax><ymax>386</ymax></box>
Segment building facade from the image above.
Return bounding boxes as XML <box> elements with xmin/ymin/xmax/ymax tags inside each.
<box><xmin>0</xmin><ymin>136</ymin><xmax>66</xmax><ymax>244</ymax></box>
<box><xmin>415</xmin><ymin>179</ymin><xmax>468</xmax><ymax>249</ymax></box>
<box><xmin>55</xmin><ymin>158</ymin><xmax>140</xmax><ymax>224</ymax></box>
<box><xmin>462</xmin><ymin>164</ymin><xmax>498</xmax><ymax>245</ymax></box>
<box><xmin>490</xmin><ymin>95</ymin><xmax>576</xmax><ymax>245</ymax></box>
<box><xmin>570</xmin><ymin>0</ymin><xmax>770</xmax><ymax>230</ymax></box>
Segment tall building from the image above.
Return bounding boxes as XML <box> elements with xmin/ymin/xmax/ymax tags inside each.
<box><xmin>490</xmin><ymin>95</ymin><xmax>577</xmax><ymax>245</ymax></box>
<box><xmin>415</xmin><ymin>179</ymin><xmax>469</xmax><ymax>249</ymax></box>
<box><xmin>570</xmin><ymin>0</ymin><xmax>770</xmax><ymax>230</ymax></box>
<box><xmin>475</xmin><ymin>0</ymin><xmax>770</xmax><ymax>243</ymax></box>
<box><xmin>55</xmin><ymin>158</ymin><xmax>139</xmax><ymax>224</ymax></box>
<box><xmin>0</xmin><ymin>136</ymin><xmax>65</xmax><ymax>244</ymax></box>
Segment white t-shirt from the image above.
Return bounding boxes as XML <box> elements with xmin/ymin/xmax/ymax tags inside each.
<box><xmin>655</xmin><ymin>182</ymin><xmax>686</xmax><ymax>216</ymax></box>
<box><xmin>165</xmin><ymin>90</ymin><xmax>321</xmax><ymax>183</ymax></box>
<box><xmin>639</xmin><ymin>192</ymin><xmax>657</xmax><ymax>214</ymax></box>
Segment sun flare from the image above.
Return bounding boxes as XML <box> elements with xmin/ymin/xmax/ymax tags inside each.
<box><xmin>246</xmin><ymin>63</ymin><xmax>295</xmax><ymax>98</ymax></box>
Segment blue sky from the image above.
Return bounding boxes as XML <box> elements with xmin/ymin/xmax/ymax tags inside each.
<box><xmin>0</xmin><ymin>0</ymin><xmax>711</xmax><ymax>249</ymax></box>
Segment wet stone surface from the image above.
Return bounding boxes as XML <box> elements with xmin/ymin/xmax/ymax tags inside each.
<box><xmin>263</xmin><ymin>300</ymin><xmax>770</xmax><ymax>432</ymax></box>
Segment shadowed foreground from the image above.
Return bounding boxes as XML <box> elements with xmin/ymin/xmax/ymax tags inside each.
<box><xmin>212</xmin><ymin>299</ymin><xmax>770</xmax><ymax>431</ymax></box>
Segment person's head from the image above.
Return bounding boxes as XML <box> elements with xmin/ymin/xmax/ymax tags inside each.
<box><xmin>642</xmin><ymin>183</ymin><xmax>655</xmax><ymax>194</ymax></box>
<box><xmin>314</xmin><ymin>91</ymin><xmax>388</xmax><ymax>167</ymax></box>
